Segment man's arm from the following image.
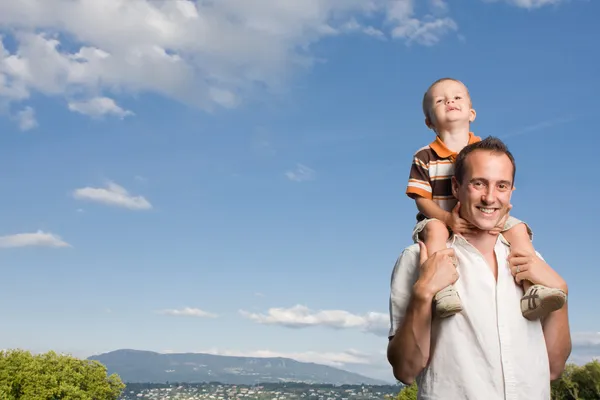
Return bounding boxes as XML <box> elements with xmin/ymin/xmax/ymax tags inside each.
<box><xmin>541</xmin><ymin>284</ymin><xmax>571</xmax><ymax>380</ymax></box>
<box><xmin>387</xmin><ymin>243</ymin><xmax>458</xmax><ymax>384</ymax></box>
<box><xmin>509</xmin><ymin>251</ymin><xmax>572</xmax><ymax>380</ymax></box>
<box><xmin>387</xmin><ymin>282</ymin><xmax>434</xmax><ymax>384</ymax></box>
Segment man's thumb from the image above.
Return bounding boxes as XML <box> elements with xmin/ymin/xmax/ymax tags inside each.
<box><xmin>418</xmin><ymin>241</ymin><xmax>428</xmax><ymax>265</ymax></box>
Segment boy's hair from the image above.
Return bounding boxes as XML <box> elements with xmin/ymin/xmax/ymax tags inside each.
<box><xmin>422</xmin><ymin>77</ymin><xmax>471</xmax><ymax>123</ymax></box>
<box><xmin>454</xmin><ymin>136</ymin><xmax>516</xmax><ymax>185</ymax></box>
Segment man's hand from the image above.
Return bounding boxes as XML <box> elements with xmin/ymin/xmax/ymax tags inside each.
<box><xmin>445</xmin><ymin>202</ymin><xmax>475</xmax><ymax>235</ymax></box>
<box><xmin>414</xmin><ymin>241</ymin><xmax>459</xmax><ymax>300</ymax></box>
<box><xmin>488</xmin><ymin>204</ymin><xmax>513</xmax><ymax>236</ymax></box>
<box><xmin>508</xmin><ymin>250</ymin><xmax>568</xmax><ymax>293</ymax></box>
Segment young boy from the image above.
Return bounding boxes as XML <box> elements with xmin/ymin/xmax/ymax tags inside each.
<box><xmin>406</xmin><ymin>77</ymin><xmax>566</xmax><ymax>320</ymax></box>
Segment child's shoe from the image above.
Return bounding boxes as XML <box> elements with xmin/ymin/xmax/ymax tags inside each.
<box><xmin>434</xmin><ymin>284</ymin><xmax>463</xmax><ymax>318</ymax></box>
<box><xmin>521</xmin><ymin>284</ymin><xmax>566</xmax><ymax>320</ymax></box>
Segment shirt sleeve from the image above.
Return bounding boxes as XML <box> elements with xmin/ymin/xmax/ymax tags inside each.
<box><xmin>388</xmin><ymin>244</ymin><xmax>421</xmax><ymax>338</ymax></box>
<box><xmin>406</xmin><ymin>154</ymin><xmax>432</xmax><ymax>200</ymax></box>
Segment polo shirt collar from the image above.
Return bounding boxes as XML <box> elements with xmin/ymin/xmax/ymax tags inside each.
<box><xmin>430</xmin><ymin>132</ymin><xmax>481</xmax><ymax>161</ymax></box>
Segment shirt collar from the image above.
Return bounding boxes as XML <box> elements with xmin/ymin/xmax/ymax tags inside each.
<box><xmin>450</xmin><ymin>233</ymin><xmax>510</xmax><ymax>250</ymax></box>
<box><xmin>430</xmin><ymin>132</ymin><xmax>481</xmax><ymax>161</ymax></box>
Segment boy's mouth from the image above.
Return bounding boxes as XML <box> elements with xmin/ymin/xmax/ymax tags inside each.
<box><xmin>446</xmin><ymin>106</ymin><xmax>460</xmax><ymax>112</ymax></box>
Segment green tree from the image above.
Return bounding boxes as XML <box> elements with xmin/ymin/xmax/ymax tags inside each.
<box><xmin>551</xmin><ymin>360</ymin><xmax>600</xmax><ymax>400</ymax></box>
<box><xmin>397</xmin><ymin>382</ymin><xmax>418</xmax><ymax>400</ymax></box>
<box><xmin>0</xmin><ymin>349</ymin><xmax>125</xmax><ymax>400</ymax></box>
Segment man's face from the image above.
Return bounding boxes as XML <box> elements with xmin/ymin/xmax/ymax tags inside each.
<box><xmin>451</xmin><ymin>150</ymin><xmax>514</xmax><ymax>231</ymax></box>
<box><xmin>426</xmin><ymin>80</ymin><xmax>476</xmax><ymax>130</ymax></box>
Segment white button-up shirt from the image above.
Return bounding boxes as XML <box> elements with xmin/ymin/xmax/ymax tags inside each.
<box><xmin>388</xmin><ymin>234</ymin><xmax>550</xmax><ymax>400</ymax></box>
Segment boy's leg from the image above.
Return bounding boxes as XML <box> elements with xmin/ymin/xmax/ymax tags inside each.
<box><xmin>503</xmin><ymin>218</ymin><xmax>566</xmax><ymax>321</ymax></box>
<box><xmin>417</xmin><ymin>219</ymin><xmax>462</xmax><ymax>318</ymax></box>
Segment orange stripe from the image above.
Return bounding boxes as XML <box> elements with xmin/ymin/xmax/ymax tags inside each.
<box><xmin>406</xmin><ymin>187</ymin><xmax>432</xmax><ymax>199</ymax></box>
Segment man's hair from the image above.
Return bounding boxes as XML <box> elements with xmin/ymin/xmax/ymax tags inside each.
<box><xmin>422</xmin><ymin>77</ymin><xmax>470</xmax><ymax>122</ymax></box>
<box><xmin>454</xmin><ymin>136</ymin><xmax>516</xmax><ymax>185</ymax></box>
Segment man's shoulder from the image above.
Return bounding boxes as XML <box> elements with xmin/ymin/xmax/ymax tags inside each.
<box><xmin>391</xmin><ymin>243</ymin><xmax>421</xmax><ymax>274</ymax></box>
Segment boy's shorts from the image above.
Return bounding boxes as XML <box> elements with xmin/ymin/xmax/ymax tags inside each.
<box><xmin>411</xmin><ymin>215</ymin><xmax>533</xmax><ymax>244</ymax></box>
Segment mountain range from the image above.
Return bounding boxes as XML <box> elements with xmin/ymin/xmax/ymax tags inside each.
<box><xmin>88</xmin><ymin>349</ymin><xmax>387</xmax><ymax>386</ymax></box>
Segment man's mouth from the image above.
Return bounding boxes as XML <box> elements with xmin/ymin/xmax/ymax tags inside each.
<box><xmin>477</xmin><ymin>207</ymin><xmax>497</xmax><ymax>215</ymax></box>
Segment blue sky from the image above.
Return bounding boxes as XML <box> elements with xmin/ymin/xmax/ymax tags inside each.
<box><xmin>0</xmin><ymin>0</ymin><xmax>598</xmax><ymax>383</ymax></box>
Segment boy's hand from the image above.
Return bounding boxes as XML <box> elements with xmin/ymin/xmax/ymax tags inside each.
<box><xmin>488</xmin><ymin>204</ymin><xmax>512</xmax><ymax>236</ymax></box>
<box><xmin>446</xmin><ymin>202</ymin><xmax>475</xmax><ymax>234</ymax></box>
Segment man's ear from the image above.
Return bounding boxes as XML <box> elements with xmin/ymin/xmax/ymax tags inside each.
<box><xmin>451</xmin><ymin>176</ymin><xmax>459</xmax><ymax>198</ymax></box>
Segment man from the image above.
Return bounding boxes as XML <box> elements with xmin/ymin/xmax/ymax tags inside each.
<box><xmin>387</xmin><ymin>136</ymin><xmax>571</xmax><ymax>399</ymax></box>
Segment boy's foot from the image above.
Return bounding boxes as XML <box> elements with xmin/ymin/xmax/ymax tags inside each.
<box><xmin>521</xmin><ymin>285</ymin><xmax>567</xmax><ymax>321</ymax></box>
<box><xmin>434</xmin><ymin>285</ymin><xmax>463</xmax><ymax>318</ymax></box>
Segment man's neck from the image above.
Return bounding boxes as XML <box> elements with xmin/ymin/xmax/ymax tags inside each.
<box><xmin>460</xmin><ymin>230</ymin><xmax>498</xmax><ymax>257</ymax></box>
<box><xmin>435</xmin><ymin>126</ymin><xmax>471</xmax><ymax>153</ymax></box>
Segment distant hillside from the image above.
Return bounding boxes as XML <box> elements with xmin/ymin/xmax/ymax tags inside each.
<box><xmin>88</xmin><ymin>349</ymin><xmax>387</xmax><ymax>386</ymax></box>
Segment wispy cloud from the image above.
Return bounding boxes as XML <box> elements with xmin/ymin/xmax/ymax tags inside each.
<box><xmin>156</xmin><ymin>307</ymin><xmax>218</xmax><ymax>318</ymax></box>
<box><xmin>0</xmin><ymin>230</ymin><xmax>71</xmax><ymax>248</ymax></box>
<box><xmin>487</xmin><ymin>0</ymin><xmax>566</xmax><ymax>9</ymax></box>
<box><xmin>72</xmin><ymin>181</ymin><xmax>152</xmax><ymax>211</ymax></box>
<box><xmin>501</xmin><ymin>115</ymin><xmax>577</xmax><ymax>139</ymax></box>
<box><xmin>196</xmin><ymin>347</ymin><xmax>376</xmax><ymax>368</ymax></box>
<box><xmin>565</xmin><ymin>332</ymin><xmax>600</xmax><ymax>365</ymax></box>
<box><xmin>239</xmin><ymin>305</ymin><xmax>388</xmax><ymax>336</ymax></box>
<box><xmin>68</xmin><ymin>97</ymin><xmax>133</xmax><ymax>119</ymax></box>
<box><xmin>15</xmin><ymin>106</ymin><xmax>38</xmax><ymax>131</ymax></box>
<box><xmin>285</xmin><ymin>164</ymin><xmax>316</xmax><ymax>182</ymax></box>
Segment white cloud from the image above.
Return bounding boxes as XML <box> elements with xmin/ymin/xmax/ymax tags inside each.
<box><xmin>15</xmin><ymin>106</ymin><xmax>37</xmax><ymax>130</ymax></box>
<box><xmin>565</xmin><ymin>331</ymin><xmax>600</xmax><ymax>366</ymax></box>
<box><xmin>68</xmin><ymin>97</ymin><xmax>133</xmax><ymax>119</ymax></box>
<box><xmin>239</xmin><ymin>305</ymin><xmax>389</xmax><ymax>336</ymax></box>
<box><xmin>573</xmin><ymin>331</ymin><xmax>600</xmax><ymax>347</ymax></box>
<box><xmin>72</xmin><ymin>181</ymin><xmax>152</xmax><ymax>211</ymax></box>
<box><xmin>198</xmin><ymin>347</ymin><xmax>375</xmax><ymax>368</ymax></box>
<box><xmin>486</xmin><ymin>0</ymin><xmax>565</xmax><ymax>8</ymax></box>
<box><xmin>0</xmin><ymin>0</ymin><xmax>567</xmax><ymax>129</ymax></box>
<box><xmin>390</xmin><ymin>17</ymin><xmax>458</xmax><ymax>46</ymax></box>
<box><xmin>0</xmin><ymin>230</ymin><xmax>71</xmax><ymax>248</ymax></box>
<box><xmin>156</xmin><ymin>307</ymin><xmax>218</xmax><ymax>318</ymax></box>
<box><xmin>285</xmin><ymin>164</ymin><xmax>316</xmax><ymax>182</ymax></box>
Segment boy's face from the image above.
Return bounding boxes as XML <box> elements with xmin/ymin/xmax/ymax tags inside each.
<box><xmin>426</xmin><ymin>80</ymin><xmax>476</xmax><ymax>131</ymax></box>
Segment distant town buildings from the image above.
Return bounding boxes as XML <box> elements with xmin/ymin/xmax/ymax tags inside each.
<box><xmin>119</xmin><ymin>382</ymin><xmax>400</xmax><ymax>400</ymax></box>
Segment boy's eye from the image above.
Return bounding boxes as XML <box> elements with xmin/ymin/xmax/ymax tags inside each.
<box><xmin>455</xmin><ymin>96</ymin><xmax>462</xmax><ymax>100</ymax></box>
<box><xmin>436</xmin><ymin>99</ymin><xmax>443</xmax><ymax>103</ymax></box>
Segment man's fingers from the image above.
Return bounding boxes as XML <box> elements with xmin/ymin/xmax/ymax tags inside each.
<box><xmin>515</xmin><ymin>271</ymin><xmax>529</xmax><ymax>285</ymax></box>
<box><xmin>511</xmin><ymin>264</ymin><xmax>529</xmax><ymax>276</ymax></box>
<box><xmin>418</xmin><ymin>241</ymin><xmax>428</xmax><ymax>266</ymax></box>
<box><xmin>508</xmin><ymin>255</ymin><xmax>529</xmax><ymax>266</ymax></box>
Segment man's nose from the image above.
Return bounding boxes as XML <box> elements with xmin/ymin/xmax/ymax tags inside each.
<box><xmin>482</xmin><ymin>187</ymin><xmax>496</xmax><ymax>203</ymax></box>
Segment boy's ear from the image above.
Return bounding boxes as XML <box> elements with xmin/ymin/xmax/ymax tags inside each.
<box><xmin>425</xmin><ymin>117</ymin><xmax>433</xmax><ymax>130</ymax></box>
<box><xmin>469</xmin><ymin>108</ymin><xmax>477</xmax><ymax>123</ymax></box>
